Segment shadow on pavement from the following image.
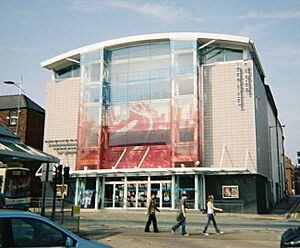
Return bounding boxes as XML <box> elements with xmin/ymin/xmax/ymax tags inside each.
<box><xmin>76</xmin><ymin>228</ymin><xmax>122</xmax><ymax>240</ymax></box>
<box><xmin>269</xmin><ymin>196</ymin><xmax>300</xmax><ymax>215</ymax></box>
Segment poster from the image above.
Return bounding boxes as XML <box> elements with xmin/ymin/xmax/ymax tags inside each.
<box><xmin>222</xmin><ymin>185</ymin><xmax>239</xmax><ymax>199</ymax></box>
<box><xmin>56</xmin><ymin>184</ymin><xmax>68</xmax><ymax>197</ymax></box>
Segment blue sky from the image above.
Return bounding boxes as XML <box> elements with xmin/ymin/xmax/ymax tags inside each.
<box><xmin>0</xmin><ymin>0</ymin><xmax>299</xmax><ymax>162</ymax></box>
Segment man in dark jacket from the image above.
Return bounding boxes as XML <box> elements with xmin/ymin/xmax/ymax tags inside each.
<box><xmin>144</xmin><ymin>193</ymin><xmax>160</xmax><ymax>232</ymax></box>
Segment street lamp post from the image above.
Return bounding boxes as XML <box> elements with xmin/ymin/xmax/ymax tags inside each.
<box><xmin>3</xmin><ymin>79</ymin><xmax>24</xmax><ymax>136</ymax></box>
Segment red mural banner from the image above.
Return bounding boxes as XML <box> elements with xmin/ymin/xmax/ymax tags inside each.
<box><xmin>77</xmin><ymin>101</ymin><xmax>199</xmax><ymax>170</ymax></box>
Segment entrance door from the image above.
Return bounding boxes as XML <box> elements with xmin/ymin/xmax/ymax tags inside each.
<box><xmin>151</xmin><ymin>183</ymin><xmax>161</xmax><ymax>207</ymax></box>
<box><xmin>115</xmin><ymin>184</ymin><xmax>124</xmax><ymax>207</ymax></box>
<box><xmin>104</xmin><ymin>185</ymin><xmax>113</xmax><ymax>207</ymax></box>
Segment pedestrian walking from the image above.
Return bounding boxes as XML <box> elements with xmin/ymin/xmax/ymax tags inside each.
<box><xmin>203</xmin><ymin>194</ymin><xmax>224</xmax><ymax>235</ymax></box>
<box><xmin>171</xmin><ymin>191</ymin><xmax>189</xmax><ymax>237</ymax></box>
<box><xmin>144</xmin><ymin>193</ymin><xmax>160</xmax><ymax>232</ymax></box>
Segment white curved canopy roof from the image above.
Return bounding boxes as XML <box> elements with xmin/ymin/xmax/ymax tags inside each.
<box><xmin>42</xmin><ymin>33</ymin><xmax>248</xmax><ymax>66</ymax></box>
<box><xmin>41</xmin><ymin>32</ymin><xmax>263</xmax><ymax>78</ymax></box>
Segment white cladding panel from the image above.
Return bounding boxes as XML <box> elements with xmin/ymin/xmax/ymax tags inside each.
<box><xmin>253</xmin><ymin>63</ymin><xmax>271</xmax><ymax>179</ymax></box>
<box><xmin>43</xmin><ymin>78</ymin><xmax>80</xmax><ymax>169</ymax></box>
<box><xmin>202</xmin><ymin>61</ymin><xmax>256</xmax><ymax>171</ymax></box>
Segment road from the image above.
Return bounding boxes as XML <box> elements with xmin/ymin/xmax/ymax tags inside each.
<box><xmin>75</xmin><ymin>210</ymin><xmax>299</xmax><ymax>248</ymax></box>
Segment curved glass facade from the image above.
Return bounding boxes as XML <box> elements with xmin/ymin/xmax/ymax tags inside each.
<box><xmin>43</xmin><ymin>33</ymin><xmax>284</xmax><ymax>213</ymax></box>
<box><xmin>77</xmin><ymin>40</ymin><xmax>200</xmax><ymax>170</ymax></box>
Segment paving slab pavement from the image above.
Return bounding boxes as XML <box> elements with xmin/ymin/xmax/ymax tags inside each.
<box><xmin>60</xmin><ymin>196</ymin><xmax>300</xmax><ymax>248</ymax></box>
<box><xmin>76</xmin><ymin>209</ymin><xmax>291</xmax><ymax>248</ymax></box>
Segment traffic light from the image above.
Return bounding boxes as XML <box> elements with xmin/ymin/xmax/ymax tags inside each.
<box><xmin>64</xmin><ymin>167</ymin><xmax>70</xmax><ymax>180</ymax></box>
<box><xmin>57</xmin><ymin>164</ymin><xmax>63</xmax><ymax>183</ymax></box>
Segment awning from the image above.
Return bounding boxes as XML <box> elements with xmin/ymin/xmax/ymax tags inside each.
<box><xmin>0</xmin><ymin>124</ymin><xmax>59</xmax><ymax>163</ymax></box>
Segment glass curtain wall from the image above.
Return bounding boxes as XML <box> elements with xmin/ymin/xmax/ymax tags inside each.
<box><xmin>100</xmin><ymin>40</ymin><xmax>199</xmax><ymax>169</ymax></box>
<box><xmin>101</xmin><ymin>42</ymin><xmax>173</xmax><ymax>169</ymax></box>
<box><xmin>76</xmin><ymin>39</ymin><xmax>200</xmax><ymax>170</ymax></box>
<box><xmin>171</xmin><ymin>40</ymin><xmax>199</xmax><ymax>167</ymax></box>
<box><xmin>77</xmin><ymin>50</ymin><xmax>103</xmax><ymax>170</ymax></box>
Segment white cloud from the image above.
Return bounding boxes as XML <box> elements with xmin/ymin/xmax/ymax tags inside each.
<box><xmin>239</xmin><ymin>10</ymin><xmax>300</xmax><ymax>20</ymax></box>
<box><xmin>70</xmin><ymin>0</ymin><xmax>203</xmax><ymax>23</ymax></box>
<box><xmin>109</xmin><ymin>1</ymin><xmax>184</xmax><ymax>22</ymax></box>
<box><xmin>237</xmin><ymin>20</ymin><xmax>276</xmax><ymax>39</ymax></box>
<box><xmin>265</xmin><ymin>46</ymin><xmax>300</xmax><ymax>65</ymax></box>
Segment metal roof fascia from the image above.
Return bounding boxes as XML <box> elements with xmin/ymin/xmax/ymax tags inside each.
<box><xmin>41</xmin><ymin>32</ymin><xmax>250</xmax><ymax>70</ymax></box>
<box><xmin>0</xmin><ymin>149</ymin><xmax>59</xmax><ymax>163</ymax></box>
<box><xmin>249</xmin><ymin>40</ymin><xmax>265</xmax><ymax>79</ymax></box>
<box><xmin>72</xmin><ymin>167</ymin><xmax>249</xmax><ymax>177</ymax></box>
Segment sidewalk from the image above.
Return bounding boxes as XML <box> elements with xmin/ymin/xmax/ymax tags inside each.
<box><xmin>76</xmin><ymin>209</ymin><xmax>290</xmax><ymax>248</ymax></box>
<box><xmin>79</xmin><ymin>195</ymin><xmax>300</xmax><ymax>220</ymax></box>
<box><xmin>269</xmin><ymin>195</ymin><xmax>300</xmax><ymax>217</ymax></box>
<box><xmin>62</xmin><ymin>196</ymin><xmax>300</xmax><ymax>248</ymax></box>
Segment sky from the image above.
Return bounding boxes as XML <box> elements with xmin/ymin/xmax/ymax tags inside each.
<box><xmin>0</xmin><ymin>0</ymin><xmax>299</xmax><ymax>163</ymax></box>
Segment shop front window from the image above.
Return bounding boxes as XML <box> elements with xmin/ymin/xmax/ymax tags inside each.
<box><xmin>162</xmin><ymin>183</ymin><xmax>171</xmax><ymax>207</ymax></box>
<box><xmin>127</xmin><ymin>183</ymin><xmax>137</xmax><ymax>207</ymax></box>
<box><xmin>138</xmin><ymin>183</ymin><xmax>147</xmax><ymax>207</ymax></box>
<box><xmin>179</xmin><ymin>175</ymin><xmax>195</xmax><ymax>209</ymax></box>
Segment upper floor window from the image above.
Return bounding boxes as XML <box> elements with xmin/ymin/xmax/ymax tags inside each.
<box><xmin>9</xmin><ymin>110</ymin><xmax>18</xmax><ymax>125</ymax></box>
<box><xmin>201</xmin><ymin>47</ymin><xmax>243</xmax><ymax>64</ymax></box>
<box><xmin>55</xmin><ymin>64</ymin><xmax>80</xmax><ymax>79</ymax></box>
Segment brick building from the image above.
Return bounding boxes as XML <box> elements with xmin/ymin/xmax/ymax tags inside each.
<box><xmin>285</xmin><ymin>156</ymin><xmax>295</xmax><ymax>196</ymax></box>
<box><xmin>0</xmin><ymin>94</ymin><xmax>45</xmax><ymax>197</ymax></box>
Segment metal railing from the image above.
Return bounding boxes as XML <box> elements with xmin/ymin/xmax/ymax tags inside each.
<box><xmin>214</xmin><ymin>200</ymin><xmax>244</xmax><ymax>213</ymax></box>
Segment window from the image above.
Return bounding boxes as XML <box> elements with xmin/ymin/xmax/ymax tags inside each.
<box><xmin>174</xmin><ymin>52</ymin><xmax>194</xmax><ymax>74</ymax></box>
<box><xmin>82</xmin><ymin>63</ymin><xmax>101</xmax><ymax>82</ymax></box>
<box><xmin>11</xmin><ymin>218</ymin><xmax>66</xmax><ymax>247</ymax></box>
<box><xmin>82</xmin><ymin>85</ymin><xmax>101</xmax><ymax>103</ymax></box>
<box><xmin>202</xmin><ymin>47</ymin><xmax>243</xmax><ymax>64</ymax></box>
<box><xmin>9</xmin><ymin>110</ymin><xmax>18</xmax><ymax>125</ymax></box>
<box><xmin>55</xmin><ymin>64</ymin><xmax>80</xmax><ymax>79</ymax></box>
<box><xmin>179</xmin><ymin>128</ymin><xmax>194</xmax><ymax>142</ymax></box>
<box><xmin>175</xmin><ymin>77</ymin><xmax>194</xmax><ymax>95</ymax></box>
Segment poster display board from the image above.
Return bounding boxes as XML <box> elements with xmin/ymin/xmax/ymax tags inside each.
<box><xmin>222</xmin><ymin>185</ymin><xmax>239</xmax><ymax>199</ymax></box>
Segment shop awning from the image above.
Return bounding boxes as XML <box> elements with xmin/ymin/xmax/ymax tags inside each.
<box><xmin>0</xmin><ymin>124</ymin><xmax>59</xmax><ymax>163</ymax></box>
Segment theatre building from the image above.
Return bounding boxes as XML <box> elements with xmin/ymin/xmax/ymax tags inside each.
<box><xmin>41</xmin><ymin>33</ymin><xmax>285</xmax><ymax>213</ymax></box>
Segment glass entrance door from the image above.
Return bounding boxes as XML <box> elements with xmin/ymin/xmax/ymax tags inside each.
<box><xmin>104</xmin><ymin>184</ymin><xmax>113</xmax><ymax>207</ymax></box>
<box><xmin>151</xmin><ymin>183</ymin><xmax>161</xmax><ymax>207</ymax></box>
<box><xmin>104</xmin><ymin>179</ymin><xmax>172</xmax><ymax>209</ymax></box>
<box><xmin>115</xmin><ymin>184</ymin><xmax>124</xmax><ymax>207</ymax></box>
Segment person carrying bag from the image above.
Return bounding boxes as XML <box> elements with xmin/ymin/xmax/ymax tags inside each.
<box><xmin>171</xmin><ymin>191</ymin><xmax>189</xmax><ymax>237</ymax></box>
